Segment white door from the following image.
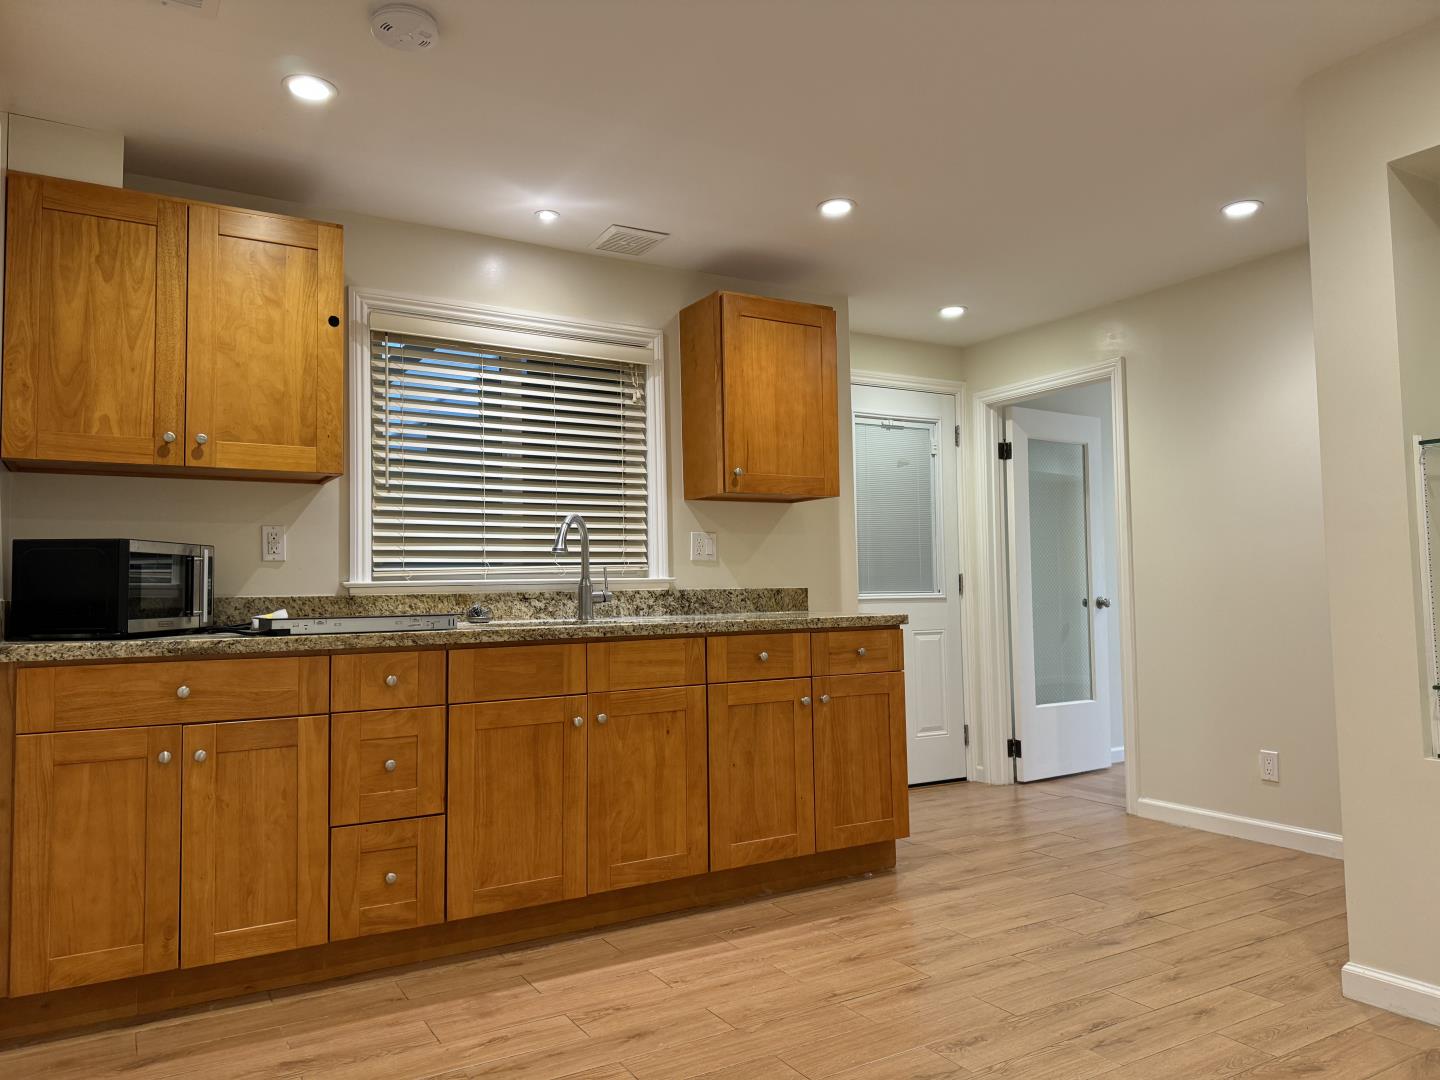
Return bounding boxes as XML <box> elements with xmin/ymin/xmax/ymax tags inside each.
<box><xmin>1006</xmin><ymin>407</ymin><xmax>1112</xmax><ymax>781</ymax></box>
<box><xmin>853</xmin><ymin>385</ymin><xmax>966</xmax><ymax>784</ymax></box>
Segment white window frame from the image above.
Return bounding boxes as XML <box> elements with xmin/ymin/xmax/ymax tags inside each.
<box><xmin>345</xmin><ymin>288</ymin><xmax>670</xmax><ymax>593</ymax></box>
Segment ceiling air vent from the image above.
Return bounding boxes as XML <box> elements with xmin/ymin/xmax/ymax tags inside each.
<box><xmin>591</xmin><ymin>224</ymin><xmax>670</xmax><ymax>257</ymax></box>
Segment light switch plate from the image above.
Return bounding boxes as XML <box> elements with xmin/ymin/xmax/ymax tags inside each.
<box><xmin>689</xmin><ymin>531</ymin><xmax>717</xmax><ymax>562</ymax></box>
<box><xmin>262</xmin><ymin>524</ymin><xmax>286</xmax><ymax>562</ymax></box>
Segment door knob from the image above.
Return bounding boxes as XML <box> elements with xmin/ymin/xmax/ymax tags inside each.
<box><xmin>195</xmin><ymin>433</ymin><xmax>209</xmax><ymax>445</ymax></box>
<box><xmin>1095</xmin><ymin>596</ymin><xmax>1112</xmax><ymax>609</ymax></box>
<box><xmin>162</xmin><ymin>431</ymin><xmax>177</xmax><ymax>444</ymax></box>
<box><xmin>157</xmin><ymin>750</ymin><xmax>172</xmax><ymax>765</ymax></box>
<box><xmin>596</xmin><ymin>713</ymin><xmax>608</xmax><ymax>725</ymax></box>
<box><xmin>193</xmin><ymin>749</ymin><xmax>207</xmax><ymax>763</ymax></box>
<box><xmin>385</xmin><ymin>674</ymin><xmax>399</xmax><ymax>687</ymax></box>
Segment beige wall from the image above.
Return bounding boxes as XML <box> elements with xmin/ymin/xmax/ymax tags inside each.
<box><xmin>3</xmin><ymin>175</ymin><xmax>858</xmax><ymax>610</ymax></box>
<box><xmin>862</xmin><ymin>249</ymin><xmax>1339</xmax><ymax>836</ymax></box>
<box><xmin>850</xmin><ymin>333</ymin><xmax>965</xmax><ymax>383</ymax></box>
<box><xmin>1304</xmin><ymin>21</ymin><xmax>1440</xmax><ymax>1003</ymax></box>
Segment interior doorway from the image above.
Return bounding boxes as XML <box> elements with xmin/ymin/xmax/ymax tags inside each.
<box><xmin>851</xmin><ymin>372</ymin><xmax>967</xmax><ymax>785</ymax></box>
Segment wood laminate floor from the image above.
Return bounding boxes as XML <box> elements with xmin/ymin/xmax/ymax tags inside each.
<box><xmin>9</xmin><ymin>765</ymin><xmax>1437</xmax><ymax>1080</ymax></box>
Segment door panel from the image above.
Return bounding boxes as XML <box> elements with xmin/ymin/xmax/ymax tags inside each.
<box><xmin>587</xmin><ymin>686</ymin><xmax>708</xmax><ymax>891</ymax></box>
<box><xmin>185</xmin><ymin>204</ymin><xmax>343</xmax><ymax>475</ymax></box>
<box><xmin>708</xmin><ymin>679</ymin><xmax>815</xmax><ymax>870</ymax></box>
<box><xmin>181</xmin><ymin>715</ymin><xmax>329</xmax><ymax>966</ymax></box>
<box><xmin>2</xmin><ymin>173</ymin><xmax>185</xmax><ymax>466</ymax></box>
<box><xmin>447</xmin><ymin>696</ymin><xmax>586</xmax><ymax>917</ymax></box>
<box><xmin>813</xmin><ymin>673</ymin><xmax>908</xmax><ymax>851</ymax></box>
<box><xmin>10</xmin><ymin>727</ymin><xmax>181</xmax><ymax>994</ymax></box>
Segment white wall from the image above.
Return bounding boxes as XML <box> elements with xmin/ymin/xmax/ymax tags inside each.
<box><xmin>5</xmin><ymin>114</ymin><xmax>122</xmax><ymax>186</ymax></box>
<box><xmin>2</xmin><ymin>173</ymin><xmax>859</xmax><ymax>610</ymax></box>
<box><xmin>1016</xmin><ymin>380</ymin><xmax>1124</xmax><ymax>759</ymax></box>
<box><xmin>1303</xmin><ymin>20</ymin><xmax>1440</xmax><ymax>1014</ymax></box>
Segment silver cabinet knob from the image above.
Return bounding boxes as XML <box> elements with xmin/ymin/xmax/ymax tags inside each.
<box><xmin>732</xmin><ymin>466</ymin><xmax>744</xmax><ymax>478</ymax></box>
<box><xmin>857</xmin><ymin>647</ymin><xmax>867</xmax><ymax>657</ymax></box>
<box><xmin>384</xmin><ymin>872</ymin><xmax>398</xmax><ymax>885</ymax></box>
<box><xmin>596</xmin><ymin>713</ymin><xmax>608</xmax><ymax>725</ymax></box>
<box><xmin>384</xmin><ymin>758</ymin><xmax>397</xmax><ymax>772</ymax></box>
<box><xmin>385</xmin><ymin>674</ymin><xmax>399</xmax><ymax>687</ymax></box>
<box><xmin>800</xmin><ymin>696</ymin><xmax>811</xmax><ymax>706</ymax></box>
<box><xmin>193</xmin><ymin>749</ymin><xmax>207</xmax><ymax>763</ymax></box>
<box><xmin>758</xmin><ymin>651</ymin><xmax>769</xmax><ymax>662</ymax></box>
<box><xmin>572</xmin><ymin>716</ymin><xmax>584</xmax><ymax>728</ymax></box>
<box><xmin>1095</xmin><ymin>596</ymin><xmax>1112</xmax><ymax>609</ymax></box>
<box><xmin>820</xmin><ymin>694</ymin><xmax>831</xmax><ymax>704</ymax></box>
<box><xmin>195</xmin><ymin>433</ymin><xmax>209</xmax><ymax>445</ymax></box>
<box><xmin>162</xmin><ymin>431</ymin><xmax>177</xmax><ymax>444</ymax></box>
<box><xmin>176</xmin><ymin>685</ymin><xmax>191</xmax><ymax>699</ymax></box>
<box><xmin>157</xmin><ymin>750</ymin><xmax>172</xmax><ymax>765</ymax></box>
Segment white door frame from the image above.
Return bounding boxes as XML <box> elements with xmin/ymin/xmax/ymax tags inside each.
<box><xmin>851</xmin><ymin>369</ymin><xmax>969</xmax><ymax>781</ymax></box>
<box><xmin>964</xmin><ymin>357</ymin><xmax>1140</xmax><ymax>813</ymax></box>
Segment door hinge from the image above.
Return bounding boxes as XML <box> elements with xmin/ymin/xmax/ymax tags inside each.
<box><xmin>1006</xmin><ymin>737</ymin><xmax>1022</xmax><ymax>758</ymax></box>
<box><xmin>963</xmin><ymin>723</ymin><xmax>970</xmax><ymax>747</ymax></box>
<box><xmin>957</xmin><ymin>572</ymin><xmax>964</xmax><ymax>596</ymax></box>
<box><xmin>998</xmin><ymin>440</ymin><xmax>1013</xmax><ymax>461</ymax></box>
<box><xmin>954</xmin><ymin>424</ymin><xmax>961</xmax><ymax>447</ymax></box>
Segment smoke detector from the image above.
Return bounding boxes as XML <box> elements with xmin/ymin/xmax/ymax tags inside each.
<box><xmin>592</xmin><ymin>224</ymin><xmax>670</xmax><ymax>258</ymax></box>
<box><xmin>370</xmin><ymin>5</ymin><xmax>438</xmax><ymax>51</ymax></box>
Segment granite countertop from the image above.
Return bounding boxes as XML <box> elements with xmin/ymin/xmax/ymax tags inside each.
<box><xmin>0</xmin><ymin>610</ymin><xmax>907</xmax><ymax>665</ymax></box>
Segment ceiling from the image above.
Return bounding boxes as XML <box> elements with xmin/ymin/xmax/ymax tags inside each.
<box><xmin>3</xmin><ymin>0</ymin><xmax>1437</xmax><ymax>345</ymax></box>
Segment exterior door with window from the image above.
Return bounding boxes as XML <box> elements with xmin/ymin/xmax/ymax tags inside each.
<box><xmin>853</xmin><ymin>385</ymin><xmax>966</xmax><ymax>784</ymax></box>
<box><xmin>1005</xmin><ymin>407</ymin><xmax>1112</xmax><ymax>781</ymax></box>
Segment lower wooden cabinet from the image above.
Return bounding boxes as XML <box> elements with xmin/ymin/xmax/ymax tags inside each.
<box><xmin>10</xmin><ymin>727</ymin><xmax>181</xmax><ymax>994</ymax></box>
<box><xmin>708</xmin><ymin>679</ymin><xmax>815</xmax><ymax>870</ymax></box>
<box><xmin>181</xmin><ymin>715</ymin><xmax>329</xmax><ymax>967</ymax></box>
<box><xmin>813</xmin><ymin>672</ymin><xmax>909</xmax><ymax>851</ymax></box>
<box><xmin>330</xmin><ymin>706</ymin><xmax>446</xmax><ymax>826</ymax></box>
<box><xmin>447</xmin><ymin>696</ymin><xmax>587</xmax><ymax>917</ymax></box>
<box><xmin>588</xmin><ymin>686</ymin><xmax>709</xmax><ymax>891</ymax></box>
<box><xmin>331</xmin><ymin>816</ymin><xmax>445</xmax><ymax>940</ymax></box>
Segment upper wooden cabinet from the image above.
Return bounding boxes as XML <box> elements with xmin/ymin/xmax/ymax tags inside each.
<box><xmin>2</xmin><ymin>172</ymin><xmax>344</xmax><ymax>480</ymax></box>
<box><xmin>680</xmin><ymin>291</ymin><xmax>838</xmax><ymax>501</ymax></box>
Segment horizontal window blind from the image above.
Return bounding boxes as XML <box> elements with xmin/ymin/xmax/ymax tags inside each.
<box><xmin>370</xmin><ymin>329</ymin><xmax>649</xmax><ymax>581</ymax></box>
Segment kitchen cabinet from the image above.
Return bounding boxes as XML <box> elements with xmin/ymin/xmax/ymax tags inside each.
<box><xmin>9</xmin><ymin>727</ymin><xmax>181</xmax><ymax>994</ymax></box>
<box><xmin>812</xmin><ymin>672</ymin><xmax>909</xmax><ymax>851</ymax></box>
<box><xmin>680</xmin><ymin>291</ymin><xmax>838</xmax><ymax>501</ymax></box>
<box><xmin>587</xmin><ymin>686</ymin><xmax>709</xmax><ymax>891</ymax></box>
<box><xmin>1</xmin><ymin>172</ymin><xmax>344</xmax><ymax>480</ymax></box>
<box><xmin>447</xmin><ymin>696</ymin><xmax>587</xmax><ymax>917</ymax></box>
<box><xmin>331</xmin><ymin>816</ymin><xmax>445</xmax><ymax>940</ymax></box>
<box><xmin>708</xmin><ymin>678</ymin><xmax>815</xmax><ymax>870</ymax></box>
<box><xmin>181</xmin><ymin>715</ymin><xmax>329</xmax><ymax>966</ymax></box>
<box><xmin>330</xmin><ymin>706</ymin><xmax>446</xmax><ymax>826</ymax></box>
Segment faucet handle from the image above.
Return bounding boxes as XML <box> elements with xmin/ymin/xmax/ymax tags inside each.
<box><xmin>593</xmin><ymin>566</ymin><xmax>615</xmax><ymax>606</ymax></box>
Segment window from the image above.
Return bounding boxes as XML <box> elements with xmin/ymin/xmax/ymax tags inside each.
<box><xmin>854</xmin><ymin>414</ymin><xmax>942</xmax><ymax>596</ymax></box>
<box><xmin>348</xmin><ymin>292</ymin><xmax>666</xmax><ymax>589</ymax></box>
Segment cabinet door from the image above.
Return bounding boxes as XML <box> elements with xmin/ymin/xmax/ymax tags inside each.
<box><xmin>708</xmin><ymin>679</ymin><xmax>815</xmax><ymax>870</ymax></box>
<box><xmin>181</xmin><ymin>715</ymin><xmax>329</xmax><ymax>966</ymax></box>
<box><xmin>185</xmin><ymin>205</ymin><xmax>343</xmax><ymax>476</ymax></box>
<box><xmin>721</xmin><ymin>293</ymin><xmax>837</xmax><ymax>498</ymax></box>
<box><xmin>813</xmin><ymin>673</ymin><xmax>909</xmax><ymax>851</ymax></box>
<box><xmin>448</xmin><ymin>696</ymin><xmax>586</xmax><ymax>917</ymax></box>
<box><xmin>10</xmin><ymin>727</ymin><xmax>181</xmax><ymax>994</ymax></box>
<box><xmin>2</xmin><ymin>173</ymin><xmax>185</xmax><ymax>467</ymax></box>
<box><xmin>588</xmin><ymin>686</ymin><xmax>709</xmax><ymax>891</ymax></box>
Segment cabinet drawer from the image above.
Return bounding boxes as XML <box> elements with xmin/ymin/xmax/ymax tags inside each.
<box><xmin>330</xmin><ymin>816</ymin><xmax>445</xmax><ymax>940</ymax></box>
<box><xmin>811</xmin><ymin>628</ymin><xmax>903</xmax><ymax>676</ymax></box>
<box><xmin>331</xmin><ymin>650</ymin><xmax>445</xmax><ymax>712</ymax></box>
<box><xmin>587</xmin><ymin>637</ymin><xmax>705</xmax><ymax>691</ymax></box>
<box><xmin>331</xmin><ymin>707</ymin><xmax>446</xmax><ymax>825</ymax></box>
<box><xmin>17</xmin><ymin>655</ymin><xmax>330</xmax><ymax>733</ymax></box>
<box><xmin>448</xmin><ymin>644</ymin><xmax>586</xmax><ymax>703</ymax></box>
<box><xmin>706</xmin><ymin>632</ymin><xmax>811</xmax><ymax>682</ymax></box>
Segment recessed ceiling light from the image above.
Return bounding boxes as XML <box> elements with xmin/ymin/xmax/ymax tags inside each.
<box><xmin>534</xmin><ymin>209</ymin><xmax>560</xmax><ymax>224</ymax></box>
<box><xmin>939</xmin><ymin>305</ymin><xmax>967</xmax><ymax>319</ymax></box>
<box><xmin>818</xmin><ymin>197</ymin><xmax>856</xmax><ymax>219</ymax></box>
<box><xmin>284</xmin><ymin>73</ymin><xmax>337</xmax><ymax>103</ymax></box>
<box><xmin>1221</xmin><ymin>199</ymin><xmax>1263</xmax><ymax>220</ymax></box>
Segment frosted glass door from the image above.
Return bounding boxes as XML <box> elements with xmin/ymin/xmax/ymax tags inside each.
<box><xmin>1026</xmin><ymin>439</ymin><xmax>1093</xmax><ymax>704</ymax></box>
<box><xmin>855</xmin><ymin>417</ymin><xmax>940</xmax><ymax>597</ymax></box>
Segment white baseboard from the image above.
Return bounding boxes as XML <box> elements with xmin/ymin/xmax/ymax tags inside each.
<box><xmin>1135</xmin><ymin>796</ymin><xmax>1343</xmax><ymax>859</ymax></box>
<box><xmin>1343</xmin><ymin>962</ymin><xmax>1440</xmax><ymax>1024</ymax></box>
<box><xmin>1111</xmin><ymin>745</ymin><xmax>1125</xmax><ymax>764</ymax></box>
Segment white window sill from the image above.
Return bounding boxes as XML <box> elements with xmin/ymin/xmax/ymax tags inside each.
<box><xmin>343</xmin><ymin>578</ymin><xmax>677</xmax><ymax>596</ymax></box>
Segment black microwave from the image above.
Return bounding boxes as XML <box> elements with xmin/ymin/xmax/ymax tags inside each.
<box><xmin>9</xmin><ymin>539</ymin><xmax>215</xmax><ymax>640</ymax></box>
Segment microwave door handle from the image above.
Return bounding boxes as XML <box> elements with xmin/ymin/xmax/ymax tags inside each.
<box><xmin>200</xmin><ymin>549</ymin><xmax>213</xmax><ymax>625</ymax></box>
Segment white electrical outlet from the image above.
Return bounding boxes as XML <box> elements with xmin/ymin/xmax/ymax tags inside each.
<box><xmin>1259</xmin><ymin>749</ymin><xmax>1280</xmax><ymax>783</ymax></box>
<box><xmin>261</xmin><ymin>524</ymin><xmax>286</xmax><ymax>562</ymax></box>
<box><xmin>689</xmin><ymin>531</ymin><xmax>717</xmax><ymax>562</ymax></box>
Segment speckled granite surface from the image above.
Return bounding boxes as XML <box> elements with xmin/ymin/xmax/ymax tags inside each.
<box><xmin>0</xmin><ymin>610</ymin><xmax>905</xmax><ymax>664</ymax></box>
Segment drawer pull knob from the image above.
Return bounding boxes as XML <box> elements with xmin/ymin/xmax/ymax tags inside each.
<box><xmin>157</xmin><ymin>750</ymin><xmax>172</xmax><ymax>765</ymax></box>
<box><xmin>176</xmin><ymin>685</ymin><xmax>191</xmax><ymax>699</ymax></box>
<box><xmin>820</xmin><ymin>694</ymin><xmax>831</xmax><ymax>705</ymax></box>
<box><xmin>384</xmin><ymin>758</ymin><xmax>398</xmax><ymax>772</ymax></box>
<box><xmin>384</xmin><ymin>872</ymin><xmax>398</xmax><ymax>885</ymax></box>
<box><xmin>758</xmin><ymin>651</ymin><xmax>769</xmax><ymax>662</ymax></box>
<box><xmin>193</xmin><ymin>749</ymin><xmax>207</xmax><ymax>763</ymax></box>
<box><xmin>385</xmin><ymin>674</ymin><xmax>399</xmax><ymax>687</ymax></box>
<box><xmin>800</xmin><ymin>696</ymin><xmax>811</xmax><ymax>706</ymax></box>
<box><xmin>572</xmin><ymin>716</ymin><xmax>584</xmax><ymax>728</ymax></box>
<box><xmin>162</xmin><ymin>431</ymin><xmax>177</xmax><ymax>444</ymax></box>
<box><xmin>195</xmin><ymin>433</ymin><xmax>209</xmax><ymax>445</ymax></box>
<box><xmin>857</xmin><ymin>647</ymin><xmax>867</xmax><ymax>657</ymax></box>
<box><xmin>596</xmin><ymin>713</ymin><xmax>608</xmax><ymax>725</ymax></box>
